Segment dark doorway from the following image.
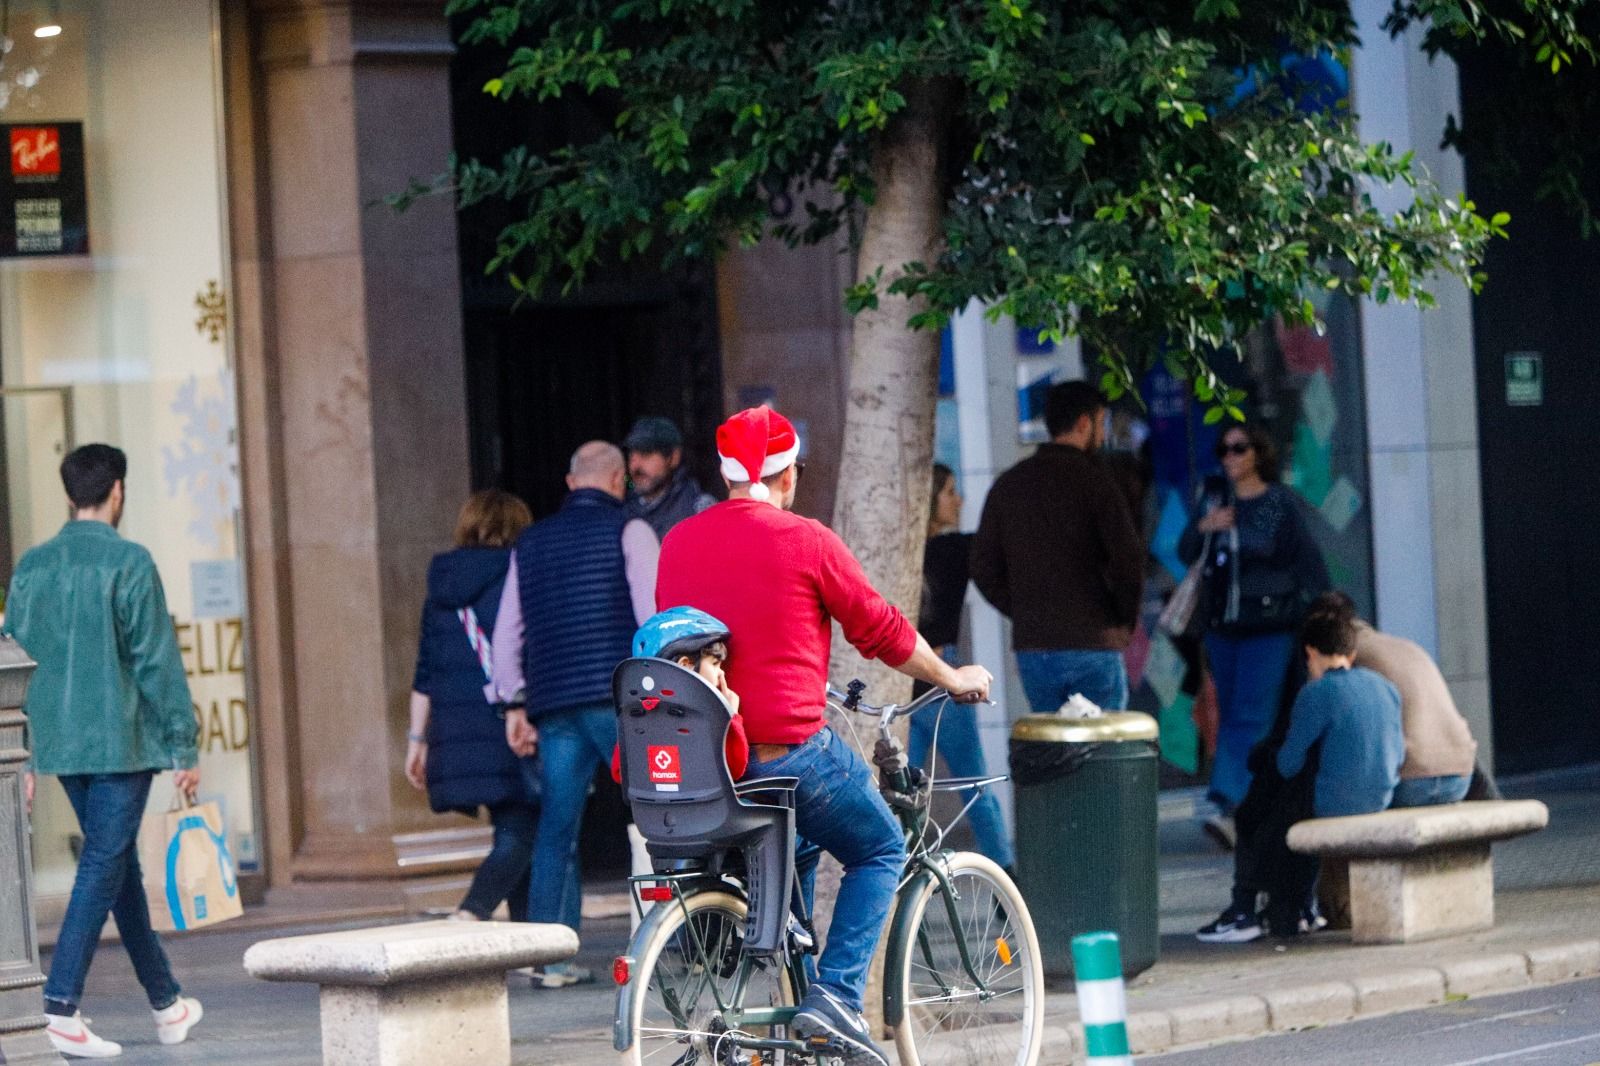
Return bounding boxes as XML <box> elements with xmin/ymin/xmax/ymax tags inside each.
<box><xmin>462</xmin><ymin>275</ymin><xmax>725</xmax><ymax>520</ymax></box>
<box><xmin>460</xmin><ymin>276</ymin><xmax>724</xmax><ymax>878</ymax></box>
<box><xmin>1459</xmin><ymin>48</ymin><xmax>1600</xmax><ymax>774</ymax></box>
<box><xmin>450</xmin><ymin>24</ymin><xmax>726</xmax><ymax>876</ymax></box>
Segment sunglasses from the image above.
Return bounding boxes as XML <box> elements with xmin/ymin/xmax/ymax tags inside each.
<box><xmin>794</xmin><ymin>461</ymin><xmax>806</xmax><ymax>479</ymax></box>
<box><xmin>1217</xmin><ymin>441</ymin><xmax>1254</xmax><ymax>457</ymax></box>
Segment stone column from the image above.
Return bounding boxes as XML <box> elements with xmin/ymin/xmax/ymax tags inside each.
<box><xmin>239</xmin><ymin>0</ymin><xmax>477</xmax><ymax>882</ymax></box>
<box><xmin>0</xmin><ymin>638</ymin><xmax>62</xmax><ymax>1064</ymax></box>
<box><xmin>1351</xmin><ymin>0</ymin><xmax>1494</xmax><ymax>767</ymax></box>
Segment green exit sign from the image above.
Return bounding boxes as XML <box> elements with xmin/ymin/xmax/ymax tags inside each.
<box><xmin>1505</xmin><ymin>351</ymin><xmax>1542</xmax><ymax>407</ymax></box>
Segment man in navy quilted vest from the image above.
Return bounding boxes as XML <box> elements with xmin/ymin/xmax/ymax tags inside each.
<box><xmin>487</xmin><ymin>441</ymin><xmax>659</xmax><ymax>986</ymax></box>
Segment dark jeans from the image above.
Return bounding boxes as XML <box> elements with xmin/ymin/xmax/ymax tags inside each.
<box><xmin>1391</xmin><ymin>774</ymin><xmax>1470</xmax><ymax>808</ymax></box>
<box><xmin>744</xmin><ymin>727</ymin><xmax>906</xmax><ymax>1012</ymax></box>
<box><xmin>461</xmin><ymin>758</ymin><xmax>581</xmax><ymax>924</ymax></box>
<box><xmin>907</xmin><ymin>700</ymin><xmax>1015</xmax><ymax>869</ymax></box>
<box><xmin>527</xmin><ymin>704</ymin><xmax>616</xmax><ymax>931</ymax></box>
<box><xmin>1015</xmin><ymin>648</ymin><xmax>1130</xmax><ymax>714</ymax></box>
<box><xmin>460</xmin><ymin>802</ymin><xmax>536</xmax><ymax>921</ymax></box>
<box><xmin>1205</xmin><ymin>632</ymin><xmax>1296</xmax><ymax>813</ymax></box>
<box><xmin>44</xmin><ymin>771</ymin><xmax>181</xmax><ymax>1015</ymax></box>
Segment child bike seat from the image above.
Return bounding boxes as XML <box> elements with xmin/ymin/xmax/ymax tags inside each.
<box><xmin>613</xmin><ymin>657</ymin><xmax>796</xmax><ymax>954</ymax></box>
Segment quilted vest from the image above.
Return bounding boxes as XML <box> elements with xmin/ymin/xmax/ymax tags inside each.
<box><xmin>515</xmin><ymin>488</ymin><xmax>638</xmax><ymax>716</ymax></box>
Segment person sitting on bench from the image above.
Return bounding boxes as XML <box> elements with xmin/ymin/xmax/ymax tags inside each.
<box><xmin>1197</xmin><ymin>592</ymin><xmax>1403</xmax><ymax>943</ymax></box>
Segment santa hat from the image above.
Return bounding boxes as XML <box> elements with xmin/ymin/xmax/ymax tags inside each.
<box><xmin>717</xmin><ymin>406</ymin><xmax>800</xmax><ymax>502</ymax></box>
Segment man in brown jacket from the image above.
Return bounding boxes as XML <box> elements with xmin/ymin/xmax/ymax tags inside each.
<box><xmin>1353</xmin><ymin>615</ymin><xmax>1478</xmax><ymax>806</ymax></box>
<box><xmin>971</xmin><ymin>381</ymin><xmax>1144</xmax><ymax>711</ymax></box>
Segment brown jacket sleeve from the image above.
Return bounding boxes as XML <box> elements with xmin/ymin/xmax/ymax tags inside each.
<box><xmin>1095</xmin><ymin>469</ymin><xmax>1145</xmax><ymax>627</ymax></box>
<box><xmin>969</xmin><ymin>480</ymin><xmax>1011</xmax><ymax>618</ymax></box>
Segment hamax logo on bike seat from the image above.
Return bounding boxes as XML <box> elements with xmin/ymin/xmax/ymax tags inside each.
<box><xmin>648</xmin><ymin>745</ymin><xmax>682</xmax><ymax>791</ymax></box>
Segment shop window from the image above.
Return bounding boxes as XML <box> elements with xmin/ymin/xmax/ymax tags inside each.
<box><xmin>0</xmin><ymin>0</ymin><xmax>258</xmax><ymax>907</ymax></box>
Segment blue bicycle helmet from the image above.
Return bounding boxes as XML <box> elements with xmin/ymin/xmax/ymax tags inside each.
<box><xmin>633</xmin><ymin>606</ymin><xmax>731</xmax><ymax>662</ymax></box>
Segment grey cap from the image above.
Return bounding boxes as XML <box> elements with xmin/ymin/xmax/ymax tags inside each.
<box><xmin>623</xmin><ymin>416</ymin><xmax>684</xmax><ymax>454</ymax></box>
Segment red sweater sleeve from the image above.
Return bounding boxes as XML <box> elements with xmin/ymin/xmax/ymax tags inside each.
<box><xmin>814</xmin><ymin>525</ymin><xmax>917</xmax><ymax>668</ymax></box>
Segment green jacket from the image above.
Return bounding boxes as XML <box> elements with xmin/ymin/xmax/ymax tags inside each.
<box><xmin>4</xmin><ymin>521</ymin><xmax>198</xmax><ymax>775</ymax></box>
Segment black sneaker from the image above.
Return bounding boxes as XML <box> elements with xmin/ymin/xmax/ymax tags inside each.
<box><xmin>792</xmin><ymin>986</ymin><xmax>891</xmax><ymax>1066</ymax></box>
<box><xmin>1196</xmin><ymin>907</ymin><xmax>1264</xmax><ymax>943</ymax></box>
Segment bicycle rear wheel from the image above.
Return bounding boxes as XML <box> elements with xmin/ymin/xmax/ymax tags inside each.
<box><xmin>891</xmin><ymin>852</ymin><xmax>1045</xmax><ymax>1066</ymax></box>
<box><xmin>621</xmin><ymin>889</ymin><xmax>798</xmax><ymax>1066</ymax></box>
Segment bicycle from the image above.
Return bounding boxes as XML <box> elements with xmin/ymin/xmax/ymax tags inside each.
<box><xmin>612</xmin><ymin>664</ymin><xmax>1044</xmax><ymax>1066</ymax></box>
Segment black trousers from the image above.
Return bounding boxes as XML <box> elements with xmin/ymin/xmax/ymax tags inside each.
<box><xmin>1226</xmin><ymin>645</ymin><xmax>1320</xmax><ymax>931</ymax></box>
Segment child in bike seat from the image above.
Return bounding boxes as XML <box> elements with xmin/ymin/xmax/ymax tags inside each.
<box><xmin>612</xmin><ymin>606</ymin><xmax>749</xmax><ymax>782</ymax></box>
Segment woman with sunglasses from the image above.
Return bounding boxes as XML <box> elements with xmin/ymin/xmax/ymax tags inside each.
<box><xmin>1179</xmin><ymin>422</ymin><xmax>1329</xmax><ymax>847</ymax></box>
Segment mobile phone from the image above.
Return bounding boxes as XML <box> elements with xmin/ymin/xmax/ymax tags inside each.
<box><xmin>1201</xmin><ymin>473</ymin><xmax>1233</xmax><ymax>510</ymax></box>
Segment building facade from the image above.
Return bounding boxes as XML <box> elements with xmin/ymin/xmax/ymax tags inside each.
<box><xmin>0</xmin><ymin>0</ymin><xmax>479</xmax><ymax>914</ymax></box>
<box><xmin>2</xmin><ymin>0</ymin><xmax>1576</xmax><ymax>916</ymax></box>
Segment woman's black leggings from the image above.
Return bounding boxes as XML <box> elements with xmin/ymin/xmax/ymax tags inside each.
<box><xmin>459</xmin><ymin>801</ymin><xmax>538</xmax><ymax>921</ymax></box>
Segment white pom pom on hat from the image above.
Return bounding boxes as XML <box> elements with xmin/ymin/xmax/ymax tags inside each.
<box><xmin>717</xmin><ymin>405</ymin><xmax>800</xmax><ymax>499</ymax></box>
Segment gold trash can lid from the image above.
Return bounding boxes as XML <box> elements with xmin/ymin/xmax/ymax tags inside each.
<box><xmin>1010</xmin><ymin>711</ymin><xmax>1159</xmax><ymax>744</ymax></box>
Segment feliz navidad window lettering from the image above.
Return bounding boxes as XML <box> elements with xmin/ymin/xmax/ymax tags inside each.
<box><xmin>173</xmin><ymin>615</ymin><xmax>249</xmax><ymax>754</ymax></box>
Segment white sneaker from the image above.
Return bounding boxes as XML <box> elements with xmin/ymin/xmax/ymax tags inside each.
<box><xmin>153</xmin><ymin>997</ymin><xmax>203</xmax><ymax>1046</ymax></box>
<box><xmin>45</xmin><ymin>1012</ymin><xmax>122</xmax><ymax>1059</ymax></box>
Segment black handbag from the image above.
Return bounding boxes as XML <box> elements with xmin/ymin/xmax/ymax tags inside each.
<box><xmin>1229</xmin><ymin>568</ymin><xmax>1311</xmax><ymax>633</ymax></box>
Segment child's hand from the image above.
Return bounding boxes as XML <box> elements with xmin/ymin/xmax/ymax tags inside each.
<box><xmin>717</xmin><ymin>675</ymin><xmax>741</xmax><ymax>717</ymax></box>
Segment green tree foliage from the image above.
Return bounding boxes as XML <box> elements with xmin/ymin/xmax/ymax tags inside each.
<box><xmin>1389</xmin><ymin>0</ymin><xmax>1600</xmax><ymax>237</ymax></box>
<box><xmin>415</xmin><ymin>0</ymin><xmax>1588</xmax><ymax>412</ymax></box>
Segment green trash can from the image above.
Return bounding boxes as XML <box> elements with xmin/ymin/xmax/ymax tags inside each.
<box><xmin>1010</xmin><ymin>711</ymin><xmax>1160</xmax><ymax>979</ymax></box>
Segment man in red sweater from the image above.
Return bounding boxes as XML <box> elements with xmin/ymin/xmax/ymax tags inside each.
<box><xmin>656</xmin><ymin>406</ymin><xmax>991</xmax><ymax>1066</ymax></box>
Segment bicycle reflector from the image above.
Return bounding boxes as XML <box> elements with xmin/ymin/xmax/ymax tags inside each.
<box><xmin>638</xmin><ymin>884</ymin><xmax>674</xmax><ymax>902</ymax></box>
<box><xmin>613</xmin><ymin>955</ymin><xmax>632</xmax><ymax>986</ymax></box>
<box><xmin>996</xmin><ymin>938</ymin><xmax>1014</xmax><ymax>966</ymax></box>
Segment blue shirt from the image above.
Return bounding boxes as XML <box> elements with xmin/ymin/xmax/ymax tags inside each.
<box><xmin>1277</xmin><ymin>666</ymin><xmax>1404</xmax><ymax>817</ymax></box>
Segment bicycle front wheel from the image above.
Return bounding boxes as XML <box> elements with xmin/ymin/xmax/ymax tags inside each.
<box><xmin>892</xmin><ymin>851</ymin><xmax>1045</xmax><ymax>1066</ymax></box>
<box><xmin>621</xmin><ymin>889</ymin><xmax>797</xmax><ymax>1066</ymax></box>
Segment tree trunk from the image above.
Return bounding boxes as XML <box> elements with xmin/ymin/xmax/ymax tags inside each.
<box><xmin>830</xmin><ymin>78</ymin><xmax>951</xmax><ymax>698</ymax></box>
<box><xmin>818</xmin><ymin>78</ymin><xmax>951</xmax><ymax>1033</ymax></box>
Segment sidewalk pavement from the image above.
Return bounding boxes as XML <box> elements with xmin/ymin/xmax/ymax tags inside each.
<box><xmin>57</xmin><ymin>765</ymin><xmax>1600</xmax><ymax>1064</ymax></box>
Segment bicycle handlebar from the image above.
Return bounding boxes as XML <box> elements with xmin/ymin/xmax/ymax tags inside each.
<box><xmin>824</xmin><ymin>681</ymin><xmax>961</xmax><ymax>723</ymax></box>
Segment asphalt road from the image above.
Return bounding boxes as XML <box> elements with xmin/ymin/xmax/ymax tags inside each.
<box><xmin>1145</xmin><ymin>978</ymin><xmax>1600</xmax><ymax>1066</ymax></box>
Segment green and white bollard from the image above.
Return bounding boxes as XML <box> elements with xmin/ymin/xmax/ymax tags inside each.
<box><xmin>1071</xmin><ymin>930</ymin><xmax>1132</xmax><ymax>1065</ymax></box>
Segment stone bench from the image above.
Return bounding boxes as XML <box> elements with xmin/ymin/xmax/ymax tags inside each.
<box><xmin>1286</xmin><ymin>800</ymin><xmax>1547</xmax><ymax>944</ymax></box>
<box><xmin>243</xmin><ymin>920</ymin><xmax>579</xmax><ymax>1066</ymax></box>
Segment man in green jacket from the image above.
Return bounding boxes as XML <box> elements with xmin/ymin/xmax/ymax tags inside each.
<box><xmin>5</xmin><ymin>444</ymin><xmax>204</xmax><ymax>1059</ymax></box>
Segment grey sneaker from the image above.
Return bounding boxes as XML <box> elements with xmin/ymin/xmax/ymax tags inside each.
<box><xmin>1203</xmin><ymin>813</ymin><xmax>1237</xmax><ymax>851</ymax></box>
<box><xmin>528</xmin><ymin>961</ymin><xmax>595</xmax><ymax>988</ymax></box>
<box><xmin>793</xmin><ymin>986</ymin><xmax>891</xmax><ymax>1066</ymax></box>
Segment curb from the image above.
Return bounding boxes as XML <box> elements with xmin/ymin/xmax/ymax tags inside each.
<box><xmin>1042</xmin><ymin>937</ymin><xmax>1600</xmax><ymax>1063</ymax></box>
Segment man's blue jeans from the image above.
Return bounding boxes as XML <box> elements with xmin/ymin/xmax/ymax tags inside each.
<box><xmin>526</xmin><ymin>703</ymin><xmax>616</xmax><ymax>930</ymax></box>
<box><xmin>744</xmin><ymin>727</ymin><xmax>906</xmax><ymax>1012</ymax></box>
<box><xmin>1391</xmin><ymin>774</ymin><xmax>1470</xmax><ymax>808</ymax></box>
<box><xmin>44</xmin><ymin>771</ymin><xmax>182</xmax><ymax>1015</ymax></box>
<box><xmin>908</xmin><ymin>701</ymin><xmax>1015</xmax><ymax>869</ymax></box>
<box><xmin>1204</xmin><ymin>631</ymin><xmax>1296</xmax><ymax>813</ymax></box>
<box><xmin>1016</xmin><ymin>648</ymin><xmax>1129</xmax><ymax>714</ymax></box>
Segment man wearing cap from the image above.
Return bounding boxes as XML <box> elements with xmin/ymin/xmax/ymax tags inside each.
<box><xmin>656</xmin><ymin>406</ymin><xmax>992</xmax><ymax>1066</ymax></box>
<box><xmin>623</xmin><ymin>415</ymin><xmax>717</xmax><ymax>541</ymax></box>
